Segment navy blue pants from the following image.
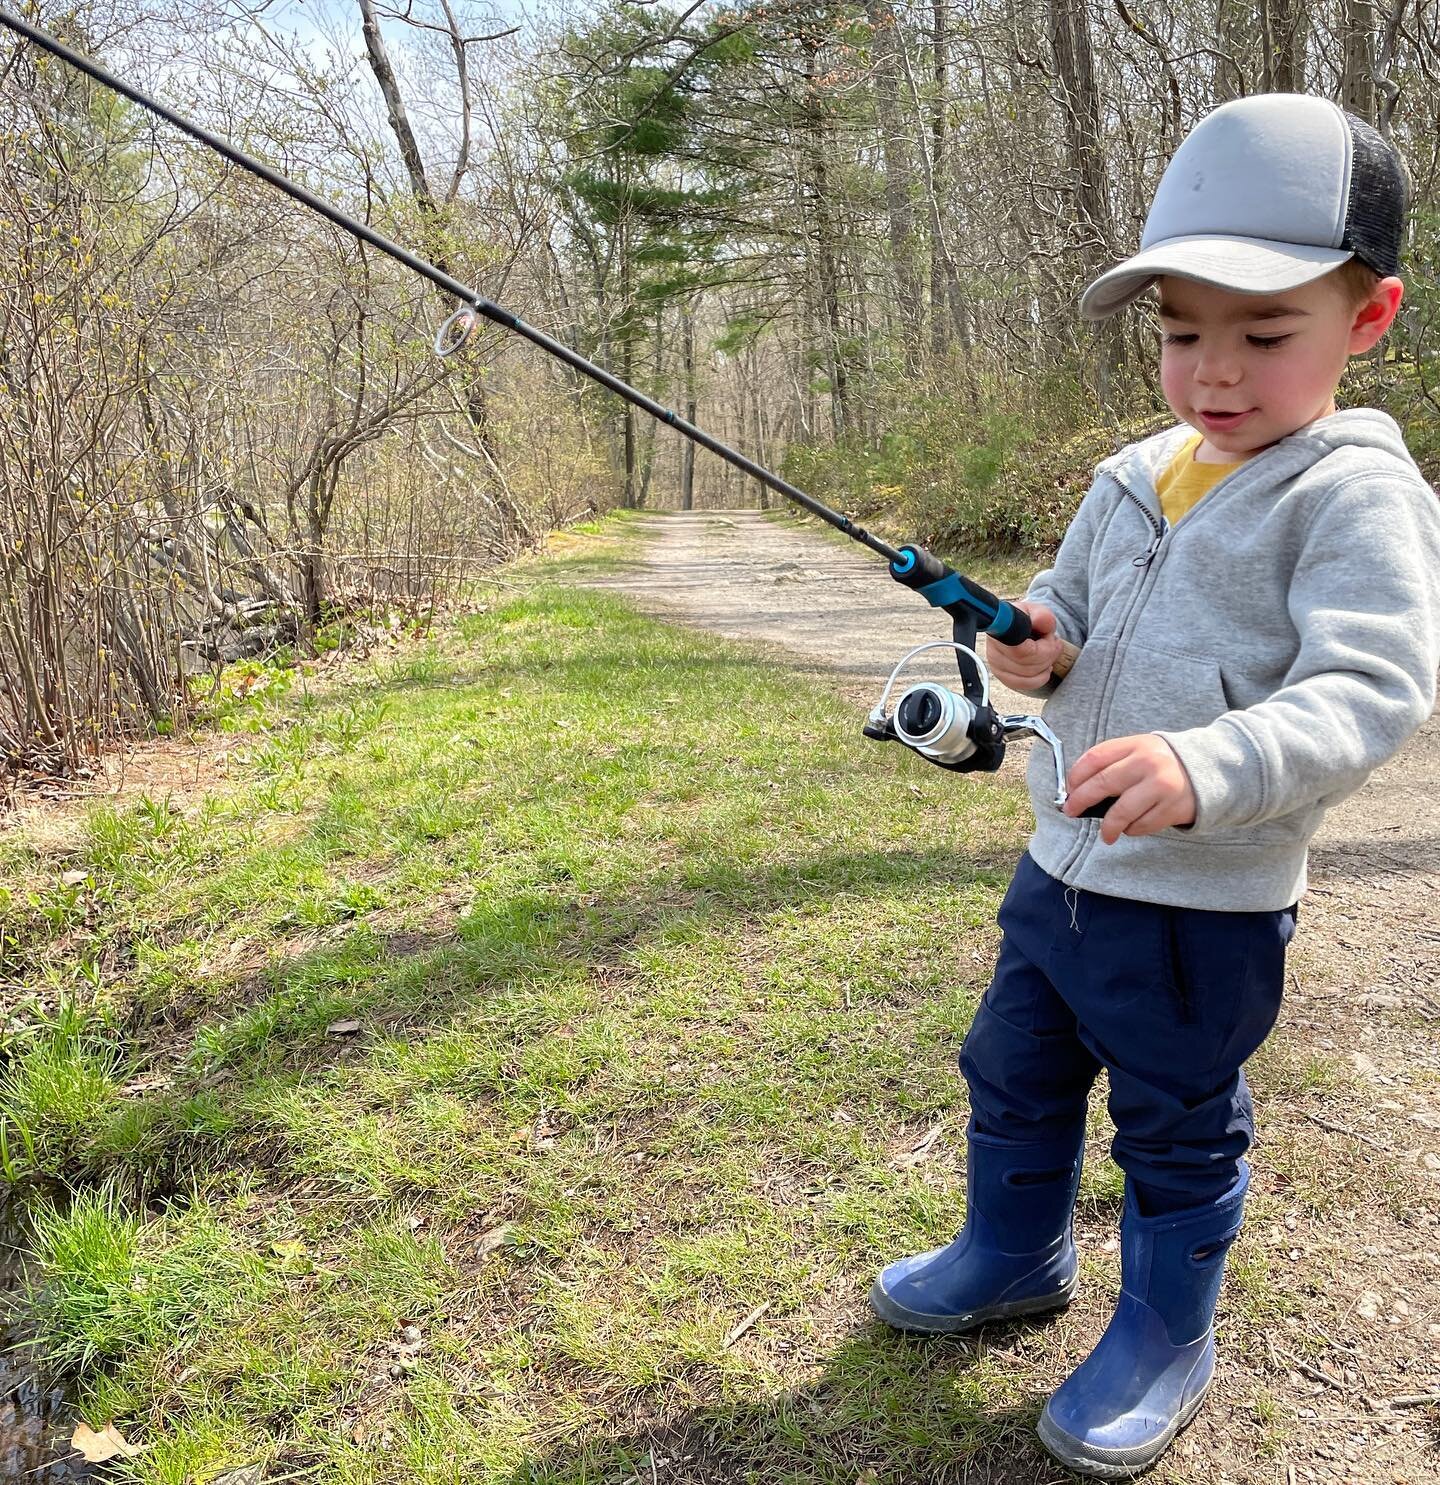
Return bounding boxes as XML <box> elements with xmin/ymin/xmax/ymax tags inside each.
<box><xmin>961</xmin><ymin>853</ymin><xmax>1296</xmax><ymax>1215</ymax></box>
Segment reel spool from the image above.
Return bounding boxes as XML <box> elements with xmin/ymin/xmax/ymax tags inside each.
<box><xmin>892</xmin><ymin>681</ymin><xmax>978</xmax><ymax>766</ymax></box>
<box><xmin>864</xmin><ymin>641</ymin><xmax>1005</xmax><ymax>775</ymax></box>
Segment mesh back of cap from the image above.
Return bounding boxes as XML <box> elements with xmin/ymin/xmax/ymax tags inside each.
<box><xmin>1343</xmin><ymin>113</ymin><xmax>1407</xmax><ymax>276</ymax></box>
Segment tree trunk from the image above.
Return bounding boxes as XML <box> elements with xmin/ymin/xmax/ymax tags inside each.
<box><xmin>1213</xmin><ymin>0</ymin><xmax>1257</xmax><ymax>102</ymax></box>
<box><xmin>748</xmin><ymin>359</ymin><xmax>769</xmax><ymax>508</ymax></box>
<box><xmin>301</xmin><ymin>475</ymin><xmax>326</xmax><ymax>631</ymax></box>
<box><xmin>1048</xmin><ymin>0</ymin><xmax>1121</xmax><ymax>403</ymax></box>
<box><xmin>868</xmin><ymin>0</ymin><xmax>922</xmax><ymax>376</ymax></box>
<box><xmin>1260</xmin><ymin>0</ymin><xmax>1308</xmax><ymax>92</ymax></box>
<box><xmin>356</xmin><ymin>0</ymin><xmax>531</xmax><ymax>543</ymax></box>
<box><xmin>358</xmin><ymin>0</ymin><xmax>434</xmax><ymax>211</ymax></box>
<box><xmin>929</xmin><ymin>0</ymin><xmax>948</xmax><ymax>361</ymax></box>
<box><xmin>804</xmin><ymin>45</ymin><xmax>848</xmax><ymax>437</ymax></box>
<box><xmin>1048</xmin><ymin>0</ymin><xmax>1112</xmax><ymax>260</ymax></box>
<box><xmin>1373</xmin><ymin>0</ymin><xmax>1407</xmax><ymax>138</ymax></box>
<box><xmin>620</xmin><ymin>226</ymin><xmax>637</xmax><ymax>507</ymax></box>
<box><xmin>1340</xmin><ymin>0</ymin><xmax>1377</xmax><ymax>121</ymax></box>
<box><xmin>680</xmin><ymin>302</ymin><xmax>697</xmax><ymax>511</ymax></box>
<box><xmin>635</xmin><ymin>307</ymin><xmax>664</xmax><ymax>509</ymax></box>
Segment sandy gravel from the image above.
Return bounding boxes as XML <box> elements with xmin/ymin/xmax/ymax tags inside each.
<box><xmin>586</xmin><ymin>510</ymin><xmax>1032</xmax><ymax>700</ymax></box>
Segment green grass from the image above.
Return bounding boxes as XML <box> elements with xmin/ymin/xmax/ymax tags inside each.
<box><xmin>0</xmin><ymin>515</ymin><xmax>1371</xmax><ymax>1484</ymax></box>
<box><xmin>21</xmin><ymin>1188</ymin><xmax>274</xmax><ymax>1374</ymax></box>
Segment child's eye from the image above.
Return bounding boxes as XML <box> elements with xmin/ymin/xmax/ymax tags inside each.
<box><xmin>1161</xmin><ymin>333</ymin><xmax>1197</xmax><ymax>346</ymax></box>
<box><xmin>1247</xmin><ymin>334</ymin><xmax>1291</xmax><ymax>348</ymax></box>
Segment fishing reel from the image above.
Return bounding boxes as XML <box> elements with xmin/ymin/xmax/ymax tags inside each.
<box><xmin>863</xmin><ymin>633</ymin><xmax>1077</xmax><ymax>812</ymax></box>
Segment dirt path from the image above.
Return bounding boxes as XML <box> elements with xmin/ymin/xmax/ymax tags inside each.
<box><xmin>587</xmin><ymin>510</ymin><xmax>1032</xmax><ymax>701</ymax></box>
<box><xmin>589</xmin><ymin>508</ymin><xmax>1440</xmax><ymax>1485</ymax></box>
<box><xmin>584</xmin><ymin>510</ymin><xmax>1046</xmax><ymax>800</ymax></box>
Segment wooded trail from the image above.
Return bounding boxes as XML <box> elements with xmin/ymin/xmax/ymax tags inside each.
<box><xmin>588</xmin><ymin>508</ymin><xmax>1440</xmax><ymax>902</ymax></box>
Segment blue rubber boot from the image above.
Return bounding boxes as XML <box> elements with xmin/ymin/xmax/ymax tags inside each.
<box><xmin>1038</xmin><ymin>1165</ymin><xmax>1249</xmax><ymax>1479</ymax></box>
<box><xmin>869</xmin><ymin>1127</ymin><xmax>1083</xmax><ymax>1334</ymax></box>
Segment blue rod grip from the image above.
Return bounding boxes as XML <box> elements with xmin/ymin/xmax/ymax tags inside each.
<box><xmin>988</xmin><ymin>601</ymin><xmax>1030</xmax><ymax>644</ymax></box>
<box><xmin>888</xmin><ymin>545</ymin><xmax>1033</xmax><ymax>646</ymax></box>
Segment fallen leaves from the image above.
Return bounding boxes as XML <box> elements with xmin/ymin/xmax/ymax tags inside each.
<box><xmin>892</xmin><ymin>1121</ymin><xmax>944</xmax><ymax>1170</ymax></box>
<box><xmin>70</xmin><ymin>1421</ymin><xmax>146</xmax><ymax>1463</ymax></box>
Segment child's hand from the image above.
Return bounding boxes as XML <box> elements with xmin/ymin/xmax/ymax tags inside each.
<box><xmin>1063</xmin><ymin>734</ymin><xmax>1197</xmax><ymax>845</ymax></box>
<box><xmin>984</xmin><ymin>602</ymin><xmax>1063</xmax><ymax>692</ymax></box>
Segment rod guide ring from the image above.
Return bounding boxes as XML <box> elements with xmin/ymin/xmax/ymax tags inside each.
<box><xmin>434</xmin><ymin>305</ymin><xmax>480</xmax><ymax>357</ymax></box>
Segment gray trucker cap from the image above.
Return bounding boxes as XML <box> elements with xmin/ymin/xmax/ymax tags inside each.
<box><xmin>1080</xmin><ymin>94</ymin><xmax>1407</xmax><ymax>322</ymax></box>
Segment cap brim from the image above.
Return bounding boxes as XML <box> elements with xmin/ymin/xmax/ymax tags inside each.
<box><xmin>1079</xmin><ymin>235</ymin><xmax>1353</xmax><ymax>321</ymax></box>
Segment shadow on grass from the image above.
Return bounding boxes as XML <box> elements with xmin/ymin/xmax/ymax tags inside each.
<box><xmin>198</xmin><ymin>842</ymin><xmax>1012</xmax><ymax>1060</ymax></box>
<box><xmin>504</xmin><ymin>1317</ymin><xmax>1077</xmax><ymax>1485</ymax></box>
<box><xmin>56</xmin><ymin>842</ymin><xmax>1012</xmax><ymax>1200</ymax></box>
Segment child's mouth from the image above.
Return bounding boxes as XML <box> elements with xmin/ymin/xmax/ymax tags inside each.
<box><xmin>1199</xmin><ymin>409</ymin><xmax>1254</xmax><ymax>432</ymax></box>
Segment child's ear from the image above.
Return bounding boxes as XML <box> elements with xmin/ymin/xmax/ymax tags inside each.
<box><xmin>1348</xmin><ymin>277</ymin><xmax>1404</xmax><ymax>354</ymax></box>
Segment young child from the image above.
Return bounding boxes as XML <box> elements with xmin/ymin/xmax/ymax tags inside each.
<box><xmin>869</xmin><ymin>95</ymin><xmax>1440</xmax><ymax>1477</ymax></box>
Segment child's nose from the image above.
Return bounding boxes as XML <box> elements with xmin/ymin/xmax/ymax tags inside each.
<box><xmin>1195</xmin><ymin>346</ymin><xmax>1241</xmax><ymax>386</ymax></box>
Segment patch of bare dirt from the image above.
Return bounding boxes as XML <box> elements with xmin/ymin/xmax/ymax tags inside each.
<box><xmin>588</xmin><ymin>508</ymin><xmax>1440</xmax><ymax>1485</ymax></box>
<box><xmin>0</xmin><ymin>624</ymin><xmax>437</xmax><ymax>850</ymax></box>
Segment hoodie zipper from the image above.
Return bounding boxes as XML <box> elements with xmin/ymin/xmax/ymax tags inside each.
<box><xmin>1057</xmin><ymin>430</ymin><xmax>1358</xmax><ymax>877</ymax></box>
<box><xmin>1121</xmin><ymin>481</ymin><xmax>1165</xmax><ymax>567</ymax></box>
<box><xmin>1057</xmin><ymin>472</ymin><xmax>1166</xmax><ymax>880</ymax></box>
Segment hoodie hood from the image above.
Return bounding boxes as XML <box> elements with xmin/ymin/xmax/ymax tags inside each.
<box><xmin>1290</xmin><ymin>407</ymin><xmax>1423</xmax><ymax>467</ymax></box>
<box><xmin>1100</xmin><ymin>408</ymin><xmax>1427</xmax><ymax>505</ymax></box>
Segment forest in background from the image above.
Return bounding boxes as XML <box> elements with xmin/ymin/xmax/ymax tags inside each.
<box><xmin>3</xmin><ymin>0</ymin><xmax>1439</xmax><ymax>775</ymax></box>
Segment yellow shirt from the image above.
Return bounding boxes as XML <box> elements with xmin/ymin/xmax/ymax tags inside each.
<box><xmin>1154</xmin><ymin>434</ymin><xmax>1247</xmax><ymax>527</ymax></box>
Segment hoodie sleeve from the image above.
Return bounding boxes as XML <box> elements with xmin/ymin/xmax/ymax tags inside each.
<box><xmin>1008</xmin><ymin>469</ymin><xmax>1104</xmax><ymax>697</ymax></box>
<box><xmin>1160</xmin><ymin>472</ymin><xmax>1440</xmax><ymax>833</ymax></box>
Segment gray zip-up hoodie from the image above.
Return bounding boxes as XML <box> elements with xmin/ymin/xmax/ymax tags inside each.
<box><xmin>1022</xmin><ymin>409</ymin><xmax>1440</xmax><ymax>911</ymax></box>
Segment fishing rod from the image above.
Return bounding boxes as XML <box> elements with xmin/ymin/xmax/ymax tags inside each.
<box><xmin>1</xmin><ymin>6</ymin><xmax>1101</xmax><ymax>811</ymax></box>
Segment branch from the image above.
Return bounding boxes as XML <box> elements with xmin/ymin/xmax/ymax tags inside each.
<box><xmin>356</xmin><ymin>0</ymin><xmax>436</xmax><ymax>214</ymax></box>
<box><xmin>439</xmin><ymin>0</ymin><xmax>473</xmax><ymax>204</ymax></box>
<box><xmin>1112</xmin><ymin>1</ymin><xmax>1181</xmax><ymax>151</ymax></box>
<box><xmin>372</xmin><ymin>2</ymin><xmax>518</xmax><ymax>45</ymax></box>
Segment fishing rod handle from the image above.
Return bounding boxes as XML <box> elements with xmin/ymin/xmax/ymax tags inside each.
<box><xmin>887</xmin><ymin>544</ymin><xmax>1019</xmax><ymax>635</ymax></box>
<box><xmin>889</xmin><ymin>544</ymin><xmax>1081</xmax><ymax>679</ymax></box>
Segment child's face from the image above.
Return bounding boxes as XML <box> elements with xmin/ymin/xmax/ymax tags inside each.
<box><xmin>1155</xmin><ymin>273</ymin><xmax>1402</xmax><ymax>461</ymax></box>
